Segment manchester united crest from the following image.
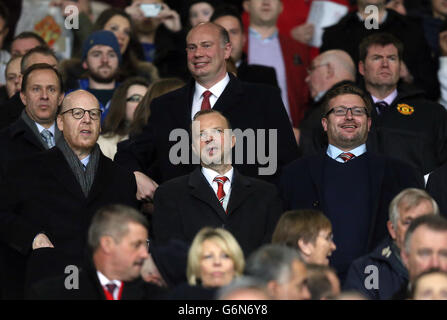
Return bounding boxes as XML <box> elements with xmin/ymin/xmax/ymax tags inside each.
<box><xmin>397</xmin><ymin>104</ymin><xmax>414</xmax><ymax>115</ymax></box>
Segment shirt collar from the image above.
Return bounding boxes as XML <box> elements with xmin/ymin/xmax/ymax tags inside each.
<box><xmin>194</xmin><ymin>73</ymin><xmax>230</xmax><ymax>102</ymax></box>
<box><xmin>371</xmin><ymin>89</ymin><xmax>398</xmax><ymax>105</ymax></box>
<box><xmin>327</xmin><ymin>144</ymin><xmax>367</xmax><ymax>160</ymax></box>
<box><xmin>201</xmin><ymin>166</ymin><xmax>234</xmax><ymax>187</ymax></box>
<box><xmin>81</xmin><ymin>154</ymin><xmax>90</xmax><ymax>168</ymax></box>
<box><xmin>35</xmin><ymin>122</ymin><xmax>56</xmax><ymax>136</ymax></box>
<box><xmin>96</xmin><ymin>270</ymin><xmax>122</xmax><ymax>288</ymax></box>
<box><xmin>249</xmin><ymin>27</ymin><xmax>279</xmax><ymax>42</ymax></box>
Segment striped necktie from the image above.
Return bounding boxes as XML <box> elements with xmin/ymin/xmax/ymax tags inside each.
<box><xmin>213</xmin><ymin>176</ymin><xmax>229</xmax><ymax>208</ymax></box>
<box><xmin>40</xmin><ymin>129</ymin><xmax>55</xmax><ymax>148</ymax></box>
<box><xmin>339</xmin><ymin>152</ymin><xmax>355</xmax><ymax>162</ymax></box>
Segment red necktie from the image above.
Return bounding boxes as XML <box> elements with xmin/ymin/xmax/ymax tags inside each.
<box><xmin>214</xmin><ymin>176</ymin><xmax>229</xmax><ymax>208</ymax></box>
<box><xmin>201</xmin><ymin>90</ymin><xmax>212</xmax><ymax>110</ymax></box>
<box><xmin>339</xmin><ymin>152</ymin><xmax>355</xmax><ymax>162</ymax></box>
<box><xmin>105</xmin><ymin>283</ymin><xmax>117</xmax><ymax>300</ymax></box>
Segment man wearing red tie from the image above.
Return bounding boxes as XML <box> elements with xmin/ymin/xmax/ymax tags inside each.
<box><xmin>279</xmin><ymin>83</ymin><xmax>423</xmax><ymax>283</ymax></box>
<box><xmin>152</xmin><ymin>110</ymin><xmax>283</xmax><ymax>256</ymax></box>
<box><xmin>27</xmin><ymin>205</ymin><xmax>166</xmax><ymax>300</ymax></box>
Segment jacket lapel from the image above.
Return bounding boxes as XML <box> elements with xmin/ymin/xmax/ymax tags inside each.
<box><xmin>46</xmin><ymin>148</ymin><xmax>87</xmax><ymax>202</ymax></box>
<box><xmin>226</xmin><ymin>169</ymin><xmax>253</xmax><ymax>216</ymax></box>
<box><xmin>212</xmin><ymin>74</ymin><xmax>242</xmax><ymax>114</ymax></box>
<box><xmin>11</xmin><ymin>118</ymin><xmax>46</xmax><ymax>150</ymax></box>
<box><xmin>86</xmin><ymin>153</ymin><xmax>109</xmax><ymax>204</ymax></box>
<box><xmin>189</xmin><ymin>167</ymin><xmax>227</xmax><ymax>221</ymax></box>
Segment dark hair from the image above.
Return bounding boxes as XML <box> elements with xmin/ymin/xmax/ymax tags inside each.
<box><xmin>359</xmin><ymin>32</ymin><xmax>404</xmax><ymax>62</ymax></box>
<box><xmin>93</xmin><ymin>8</ymin><xmax>147</xmax><ymax>80</ymax></box>
<box><xmin>186</xmin><ymin>0</ymin><xmax>218</xmax><ymax>29</ymax></box>
<box><xmin>21</xmin><ymin>63</ymin><xmax>64</xmax><ymax>93</ymax></box>
<box><xmin>0</xmin><ymin>2</ymin><xmax>9</xmax><ymax>27</ymax></box>
<box><xmin>272</xmin><ymin>210</ymin><xmax>332</xmax><ymax>249</ymax></box>
<box><xmin>321</xmin><ymin>83</ymin><xmax>372</xmax><ymax>117</ymax></box>
<box><xmin>210</xmin><ymin>4</ymin><xmax>243</xmax><ymax>30</ymax></box>
<box><xmin>102</xmin><ymin>77</ymin><xmax>150</xmax><ymax>136</ymax></box>
<box><xmin>404</xmin><ymin>215</ymin><xmax>447</xmax><ymax>254</ymax></box>
<box><xmin>21</xmin><ymin>45</ymin><xmax>58</xmax><ymax>74</ymax></box>
<box><xmin>129</xmin><ymin>78</ymin><xmax>185</xmax><ymax>137</ymax></box>
<box><xmin>12</xmin><ymin>31</ymin><xmax>47</xmax><ymax>47</ymax></box>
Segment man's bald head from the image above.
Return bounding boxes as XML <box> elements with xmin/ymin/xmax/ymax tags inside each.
<box><xmin>60</xmin><ymin>90</ymin><xmax>99</xmax><ymax>114</ymax></box>
<box><xmin>306</xmin><ymin>50</ymin><xmax>356</xmax><ymax>99</ymax></box>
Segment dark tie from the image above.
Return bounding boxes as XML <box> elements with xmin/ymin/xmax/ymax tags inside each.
<box><xmin>339</xmin><ymin>152</ymin><xmax>355</xmax><ymax>162</ymax></box>
<box><xmin>40</xmin><ymin>129</ymin><xmax>55</xmax><ymax>148</ymax></box>
<box><xmin>213</xmin><ymin>176</ymin><xmax>229</xmax><ymax>208</ymax></box>
<box><xmin>375</xmin><ymin>101</ymin><xmax>389</xmax><ymax>115</ymax></box>
<box><xmin>105</xmin><ymin>283</ymin><xmax>117</xmax><ymax>298</ymax></box>
<box><xmin>201</xmin><ymin>90</ymin><xmax>212</xmax><ymax>110</ymax></box>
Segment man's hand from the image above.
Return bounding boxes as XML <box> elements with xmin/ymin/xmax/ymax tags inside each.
<box><xmin>134</xmin><ymin>171</ymin><xmax>159</xmax><ymax>201</ymax></box>
<box><xmin>158</xmin><ymin>3</ymin><xmax>182</xmax><ymax>32</ymax></box>
<box><xmin>32</xmin><ymin>233</ymin><xmax>55</xmax><ymax>250</ymax></box>
<box><xmin>290</xmin><ymin>23</ymin><xmax>315</xmax><ymax>45</ymax></box>
<box><xmin>440</xmin><ymin>30</ymin><xmax>447</xmax><ymax>56</ymax></box>
<box><xmin>125</xmin><ymin>0</ymin><xmax>145</xmax><ymax>22</ymax></box>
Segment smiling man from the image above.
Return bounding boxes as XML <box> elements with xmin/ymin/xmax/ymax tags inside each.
<box><xmin>152</xmin><ymin>109</ymin><xmax>283</xmax><ymax>257</ymax></box>
<box><xmin>279</xmin><ymin>83</ymin><xmax>423</xmax><ymax>283</ymax></box>
<box><xmin>0</xmin><ymin>90</ymin><xmax>139</xmax><ymax>299</ymax></box>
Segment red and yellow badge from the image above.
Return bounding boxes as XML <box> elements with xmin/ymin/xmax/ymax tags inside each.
<box><xmin>397</xmin><ymin>104</ymin><xmax>414</xmax><ymax>115</ymax></box>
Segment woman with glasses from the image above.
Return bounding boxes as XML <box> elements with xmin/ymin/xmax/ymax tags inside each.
<box><xmin>98</xmin><ymin>77</ymin><xmax>149</xmax><ymax>159</ymax></box>
<box><xmin>272</xmin><ymin>209</ymin><xmax>337</xmax><ymax>266</ymax></box>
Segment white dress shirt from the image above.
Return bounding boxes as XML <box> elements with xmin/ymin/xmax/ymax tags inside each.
<box><xmin>97</xmin><ymin>271</ymin><xmax>122</xmax><ymax>300</ymax></box>
<box><xmin>326</xmin><ymin>144</ymin><xmax>367</xmax><ymax>163</ymax></box>
<box><xmin>191</xmin><ymin>73</ymin><xmax>230</xmax><ymax>119</ymax></box>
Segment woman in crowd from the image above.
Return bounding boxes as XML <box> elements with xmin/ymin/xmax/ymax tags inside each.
<box><xmin>98</xmin><ymin>76</ymin><xmax>149</xmax><ymax>159</ymax></box>
<box><xmin>411</xmin><ymin>269</ymin><xmax>447</xmax><ymax>300</ymax></box>
<box><xmin>169</xmin><ymin>227</ymin><xmax>244</xmax><ymax>299</ymax></box>
<box><xmin>129</xmin><ymin>77</ymin><xmax>185</xmax><ymax>138</ymax></box>
<box><xmin>272</xmin><ymin>209</ymin><xmax>336</xmax><ymax>265</ymax></box>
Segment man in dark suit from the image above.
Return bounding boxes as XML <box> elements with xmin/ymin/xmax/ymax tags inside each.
<box><xmin>152</xmin><ymin>110</ymin><xmax>283</xmax><ymax>256</ymax></box>
<box><xmin>0</xmin><ymin>90</ymin><xmax>138</xmax><ymax>299</ymax></box>
<box><xmin>0</xmin><ymin>62</ymin><xmax>63</xmax><ymax>181</ymax></box>
<box><xmin>210</xmin><ymin>4</ymin><xmax>279</xmax><ymax>88</ymax></box>
<box><xmin>0</xmin><ymin>45</ymin><xmax>59</xmax><ymax>130</ymax></box>
<box><xmin>27</xmin><ymin>204</ymin><xmax>165</xmax><ymax>300</ymax></box>
<box><xmin>114</xmin><ymin>22</ymin><xmax>298</xmax><ymax>201</ymax></box>
<box><xmin>279</xmin><ymin>83</ymin><xmax>423</xmax><ymax>282</ymax></box>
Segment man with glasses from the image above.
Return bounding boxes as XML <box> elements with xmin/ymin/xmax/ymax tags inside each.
<box><xmin>0</xmin><ymin>90</ymin><xmax>138</xmax><ymax>299</ymax></box>
<box><xmin>279</xmin><ymin>83</ymin><xmax>423</xmax><ymax>283</ymax></box>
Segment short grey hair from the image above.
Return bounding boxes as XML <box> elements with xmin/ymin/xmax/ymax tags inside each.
<box><xmin>216</xmin><ymin>276</ymin><xmax>270</xmax><ymax>300</ymax></box>
<box><xmin>389</xmin><ymin>188</ymin><xmax>439</xmax><ymax>228</ymax></box>
<box><xmin>403</xmin><ymin>215</ymin><xmax>447</xmax><ymax>254</ymax></box>
<box><xmin>88</xmin><ymin>204</ymin><xmax>148</xmax><ymax>251</ymax></box>
<box><xmin>245</xmin><ymin>244</ymin><xmax>302</xmax><ymax>285</ymax></box>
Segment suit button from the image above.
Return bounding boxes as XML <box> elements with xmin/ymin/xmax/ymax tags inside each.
<box><xmin>312</xmin><ymin>201</ymin><xmax>319</xmax><ymax>207</ymax></box>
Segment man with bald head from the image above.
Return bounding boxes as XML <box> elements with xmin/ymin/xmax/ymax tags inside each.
<box><xmin>298</xmin><ymin>50</ymin><xmax>356</xmax><ymax>155</ymax></box>
<box><xmin>0</xmin><ymin>90</ymin><xmax>138</xmax><ymax>299</ymax></box>
<box><xmin>115</xmin><ymin>21</ymin><xmax>298</xmax><ymax>200</ymax></box>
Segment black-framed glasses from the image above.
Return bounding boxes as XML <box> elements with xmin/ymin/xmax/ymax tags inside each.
<box><xmin>60</xmin><ymin>108</ymin><xmax>102</xmax><ymax>120</ymax></box>
<box><xmin>126</xmin><ymin>94</ymin><xmax>143</xmax><ymax>103</ymax></box>
<box><xmin>306</xmin><ymin>63</ymin><xmax>328</xmax><ymax>75</ymax></box>
<box><xmin>325</xmin><ymin>106</ymin><xmax>369</xmax><ymax>117</ymax></box>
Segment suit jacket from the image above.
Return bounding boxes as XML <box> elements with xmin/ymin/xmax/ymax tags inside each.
<box><xmin>237</xmin><ymin>58</ymin><xmax>279</xmax><ymax>88</ymax></box>
<box><xmin>279</xmin><ymin>152</ymin><xmax>424</xmax><ymax>254</ymax></box>
<box><xmin>115</xmin><ymin>73</ymin><xmax>299</xmax><ymax>185</ymax></box>
<box><xmin>0</xmin><ymin>92</ymin><xmax>25</xmax><ymax>130</ymax></box>
<box><xmin>0</xmin><ymin>147</ymin><xmax>139</xmax><ymax>299</ymax></box>
<box><xmin>27</xmin><ymin>260</ymin><xmax>167</xmax><ymax>300</ymax></box>
<box><xmin>426</xmin><ymin>162</ymin><xmax>447</xmax><ymax>216</ymax></box>
<box><xmin>152</xmin><ymin>167</ymin><xmax>283</xmax><ymax>256</ymax></box>
<box><xmin>0</xmin><ymin>116</ymin><xmax>56</xmax><ymax>180</ymax></box>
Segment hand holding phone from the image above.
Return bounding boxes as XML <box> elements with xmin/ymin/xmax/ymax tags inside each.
<box><xmin>140</xmin><ymin>3</ymin><xmax>162</xmax><ymax>17</ymax></box>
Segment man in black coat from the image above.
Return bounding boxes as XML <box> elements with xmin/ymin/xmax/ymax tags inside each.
<box><xmin>344</xmin><ymin>188</ymin><xmax>438</xmax><ymax>299</ymax></box>
<box><xmin>152</xmin><ymin>110</ymin><xmax>283</xmax><ymax>257</ymax></box>
<box><xmin>27</xmin><ymin>204</ymin><xmax>165</xmax><ymax>300</ymax></box>
<box><xmin>279</xmin><ymin>83</ymin><xmax>423</xmax><ymax>282</ymax></box>
<box><xmin>0</xmin><ymin>90</ymin><xmax>139</xmax><ymax>299</ymax></box>
<box><xmin>321</xmin><ymin>0</ymin><xmax>439</xmax><ymax>100</ymax></box>
<box><xmin>114</xmin><ymin>22</ymin><xmax>298</xmax><ymax>201</ymax></box>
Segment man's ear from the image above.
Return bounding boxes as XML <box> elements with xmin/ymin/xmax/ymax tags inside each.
<box><xmin>298</xmin><ymin>238</ymin><xmax>313</xmax><ymax>257</ymax></box>
<box><xmin>401</xmin><ymin>247</ymin><xmax>409</xmax><ymax>269</ymax></box>
<box><xmin>99</xmin><ymin>236</ymin><xmax>115</xmax><ymax>254</ymax></box>
<box><xmin>82</xmin><ymin>61</ymin><xmax>88</xmax><ymax>70</ymax></box>
<box><xmin>326</xmin><ymin>63</ymin><xmax>334</xmax><ymax>79</ymax></box>
<box><xmin>56</xmin><ymin>115</ymin><xmax>63</xmax><ymax>132</ymax></box>
<box><xmin>321</xmin><ymin>117</ymin><xmax>328</xmax><ymax>132</ymax></box>
<box><xmin>20</xmin><ymin>91</ymin><xmax>26</xmax><ymax>106</ymax></box>
<box><xmin>266</xmin><ymin>280</ymin><xmax>279</xmax><ymax>298</ymax></box>
<box><xmin>358</xmin><ymin>60</ymin><xmax>365</xmax><ymax>77</ymax></box>
<box><xmin>387</xmin><ymin>221</ymin><xmax>397</xmax><ymax>241</ymax></box>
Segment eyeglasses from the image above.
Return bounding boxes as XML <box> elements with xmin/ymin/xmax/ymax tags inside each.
<box><xmin>325</xmin><ymin>106</ymin><xmax>369</xmax><ymax>117</ymax></box>
<box><xmin>60</xmin><ymin>108</ymin><xmax>102</xmax><ymax>120</ymax></box>
<box><xmin>307</xmin><ymin>63</ymin><xmax>328</xmax><ymax>75</ymax></box>
<box><xmin>126</xmin><ymin>94</ymin><xmax>143</xmax><ymax>103</ymax></box>
<box><xmin>318</xmin><ymin>233</ymin><xmax>334</xmax><ymax>242</ymax></box>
